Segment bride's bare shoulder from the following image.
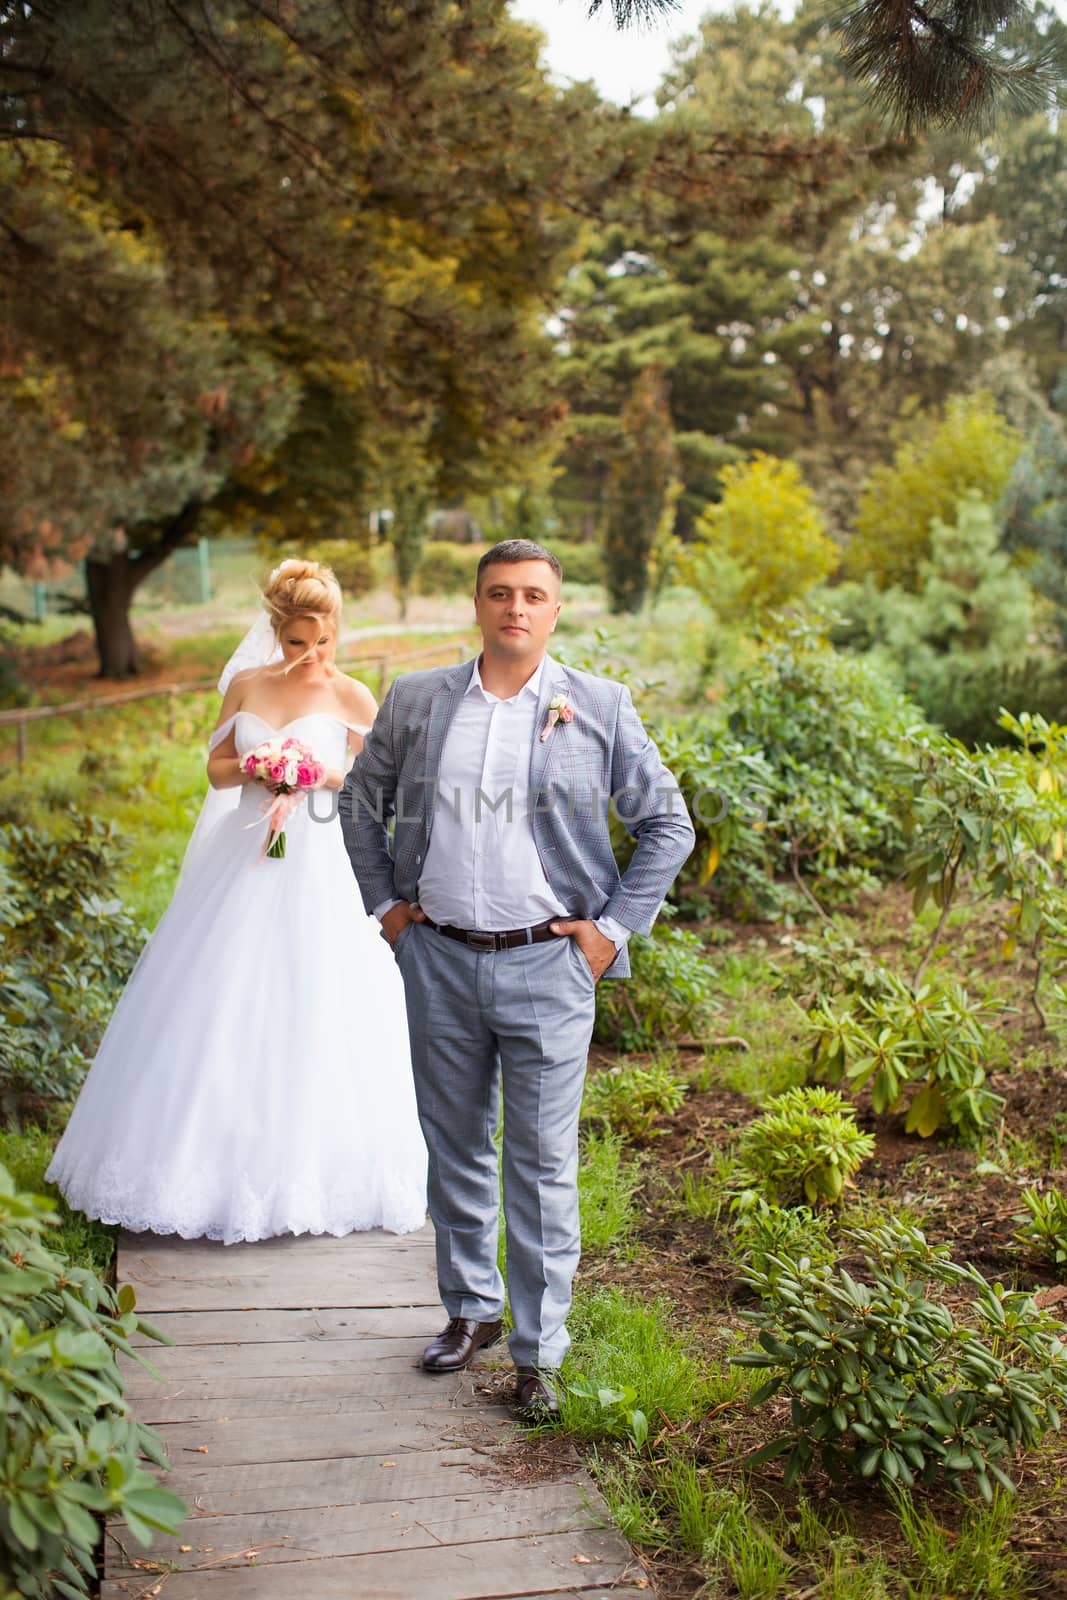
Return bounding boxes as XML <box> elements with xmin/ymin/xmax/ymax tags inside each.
<box><xmin>215</xmin><ymin>663</ymin><xmax>279</xmax><ymax>725</ymax></box>
<box><xmin>336</xmin><ymin>672</ymin><xmax>378</xmax><ymax>726</ymax></box>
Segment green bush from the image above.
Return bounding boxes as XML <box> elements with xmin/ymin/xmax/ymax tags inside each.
<box><xmin>776</xmin><ymin>921</ymin><xmax>899</xmax><ymax>1009</ymax></box>
<box><xmin>727</xmin><ymin>1192</ymin><xmax>837</xmax><ymax>1281</ymax></box>
<box><xmin>0</xmin><ymin>624</ymin><xmax>30</xmax><ymax>710</ymax></box>
<box><xmin>735</xmin><ymin>1086</ymin><xmax>875</xmax><ymax>1206</ymax></box>
<box><xmin>594</xmin><ymin>923</ymin><xmax>718</xmax><ymax>1050</ymax></box>
<box><xmin>0</xmin><ymin>1163</ymin><xmax>186</xmax><ymax>1597</ymax></box>
<box><xmin>0</xmin><ymin>815</ymin><xmax>145</xmax><ymax>1117</ymax></box>
<box><xmin>904</xmin><ymin>714</ymin><xmax>1067</xmax><ymax>979</ymax></box>
<box><xmin>0</xmin><ymin>1125</ymin><xmax>113</xmax><ymax>1276</ymax></box>
<box><xmin>581</xmin><ymin>1055</ymin><xmax>688</xmax><ymax>1143</ymax></box>
<box><xmin>649</xmin><ymin>722</ymin><xmax>779</xmax><ymax>915</ymax></box>
<box><xmin>735</xmin><ymin>1220</ymin><xmax>1067</xmax><ymax>1498</ymax></box>
<box><xmin>552</xmin><ymin>540</ymin><xmax>604</xmax><ymax>587</ymax></box>
<box><xmin>721</xmin><ymin>621</ymin><xmax>920</xmax><ymax>911</ymax></box>
<box><xmin>413</xmin><ymin>541</ymin><xmax>482</xmax><ymax>595</ymax></box>
<box><xmin>1014</xmin><ymin>1186</ymin><xmax>1067</xmax><ymax>1268</ymax></box>
<box><xmin>271</xmin><ymin>538</ymin><xmax>373</xmax><ymax>597</ymax></box>
<box><xmin>834</xmin><ymin>498</ymin><xmax>1047</xmax><ymax>747</ymax></box>
<box><xmin>804</xmin><ymin>971</ymin><xmax>1005</xmax><ymax>1145</ymax></box>
<box><xmin>408</xmin><ymin>536</ymin><xmax>603</xmax><ymax>597</ymax></box>
<box><xmin>652</xmin><ymin>620</ymin><xmax>924</xmax><ymax>920</ymax></box>
<box><xmin>902</xmin><ymin>655</ymin><xmax>1067</xmax><ymax>749</ymax></box>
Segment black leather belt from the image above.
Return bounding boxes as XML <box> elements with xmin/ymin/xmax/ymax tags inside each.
<box><xmin>425</xmin><ymin>916</ymin><xmax>561</xmax><ymax>953</ymax></box>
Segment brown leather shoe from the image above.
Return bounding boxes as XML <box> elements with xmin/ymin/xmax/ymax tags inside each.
<box><xmin>421</xmin><ymin>1317</ymin><xmax>503</xmax><ymax>1373</ymax></box>
<box><xmin>514</xmin><ymin>1366</ymin><xmax>561</xmax><ymax>1421</ymax></box>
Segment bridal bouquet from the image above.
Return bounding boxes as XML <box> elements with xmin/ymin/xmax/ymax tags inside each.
<box><xmin>242</xmin><ymin>736</ymin><xmax>325</xmax><ymax>859</ymax></box>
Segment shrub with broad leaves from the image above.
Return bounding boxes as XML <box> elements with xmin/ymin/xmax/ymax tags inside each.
<box><xmin>0</xmin><ymin>1163</ymin><xmax>186</xmax><ymax>1597</ymax></box>
<box><xmin>735</xmin><ymin>1086</ymin><xmax>875</xmax><ymax>1206</ymax></box>
<box><xmin>735</xmin><ymin>1221</ymin><xmax>1067</xmax><ymax>1499</ymax></box>
<box><xmin>594</xmin><ymin>922</ymin><xmax>718</xmax><ymax>1052</ymax></box>
<box><xmin>803</xmin><ymin>972</ymin><xmax>1005</xmax><ymax>1145</ymax></box>
<box><xmin>1014</xmin><ymin>1186</ymin><xmax>1067</xmax><ymax>1269</ymax></box>
<box><xmin>582</xmin><ymin>1056</ymin><xmax>688</xmax><ymax>1143</ymax></box>
<box><xmin>0</xmin><ymin>814</ymin><xmax>145</xmax><ymax>1117</ymax></box>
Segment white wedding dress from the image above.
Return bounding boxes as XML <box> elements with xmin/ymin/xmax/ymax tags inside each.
<box><xmin>48</xmin><ymin>711</ymin><xmax>428</xmax><ymax>1244</ymax></box>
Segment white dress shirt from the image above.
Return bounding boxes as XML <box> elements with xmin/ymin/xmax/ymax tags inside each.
<box><xmin>377</xmin><ymin>657</ymin><xmax>630</xmax><ymax>950</ymax></box>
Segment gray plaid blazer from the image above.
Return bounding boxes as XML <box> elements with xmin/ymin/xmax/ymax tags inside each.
<box><xmin>339</xmin><ymin>654</ymin><xmax>695</xmax><ymax>977</ymax></box>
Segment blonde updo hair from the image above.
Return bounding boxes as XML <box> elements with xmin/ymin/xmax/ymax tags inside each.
<box><xmin>261</xmin><ymin>560</ymin><xmax>343</xmax><ymax>671</ymax></box>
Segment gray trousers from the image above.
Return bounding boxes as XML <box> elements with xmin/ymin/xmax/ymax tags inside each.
<box><xmin>394</xmin><ymin>921</ymin><xmax>597</xmax><ymax>1369</ymax></box>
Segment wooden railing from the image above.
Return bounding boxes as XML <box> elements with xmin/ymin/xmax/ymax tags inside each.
<box><xmin>0</xmin><ymin>637</ymin><xmax>470</xmax><ymax>768</ymax></box>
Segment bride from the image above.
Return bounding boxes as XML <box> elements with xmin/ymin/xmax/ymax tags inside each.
<box><xmin>47</xmin><ymin>560</ymin><xmax>428</xmax><ymax>1244</ymax></box>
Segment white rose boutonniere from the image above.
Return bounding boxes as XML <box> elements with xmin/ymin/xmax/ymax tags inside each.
<box><xmin>539</xmin><ymin>692</ymin><xmax>574</xmax><ymax>743</ymax></box>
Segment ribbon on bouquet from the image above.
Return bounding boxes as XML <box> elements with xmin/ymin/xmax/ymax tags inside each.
<box><xmin>245</xmin><ymin>789</ymin><xmax>303</xmax><ymax>859</ymax></box>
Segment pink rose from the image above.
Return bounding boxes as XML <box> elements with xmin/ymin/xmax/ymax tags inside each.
<box><xmin>296</xmin><ymin>763</ymin><xmax>315</xmax><ymax>787</ymax></box>
<box><xmin>269</xmin><ymin>761</ymin><xmax>287</xmax><ymax>783</ymax></box>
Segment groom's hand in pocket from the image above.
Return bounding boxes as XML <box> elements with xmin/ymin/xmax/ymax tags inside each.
<box><xmin>550</xmin><ymin>919</ymin><xmax>616</xmax><ymax>981</ymax></box>
<box><xmin>382</xmin><ymin>902</ymin><xmax>428</xmax><ymax>947</ymax></box>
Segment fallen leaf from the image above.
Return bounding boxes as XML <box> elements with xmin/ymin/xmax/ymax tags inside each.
<box><xmin>573</xmin><ymin>1554</ymin><xmax>592</xmax><ymax>1564</ymax></box>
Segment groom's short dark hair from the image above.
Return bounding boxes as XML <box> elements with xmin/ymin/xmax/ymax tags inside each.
<box><xmin>476</xmin><ymin>539</ymin><xmax>562</xmax><ymax>592</ymax></box>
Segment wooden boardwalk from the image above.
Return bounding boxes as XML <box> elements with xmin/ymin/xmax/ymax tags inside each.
<box><xmin>104</xmin><ymin>1226</ymin><xmax>649</xmax><ymax>1599</ymax></box>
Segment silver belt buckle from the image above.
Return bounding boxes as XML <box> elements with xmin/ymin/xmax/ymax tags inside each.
<box><xmin>466</xmin><ymin>930</ymin><xmax>497</xmax><ymax>952</ymax></box>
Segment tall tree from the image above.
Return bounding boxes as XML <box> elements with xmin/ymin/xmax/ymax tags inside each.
<box><xmin>603</xmin><ymin>367</ymin><xmax>679</xmax><ymax>612</ymax></box>
<box><xmin>598</xmin><ymin>0</ymin><xmax>1062</xmax><ymax>129</ymax></box>
<box><xmin>0</xmin><ymin>1</ymin><xmax>590</xmax><ymax>674</ymax></box>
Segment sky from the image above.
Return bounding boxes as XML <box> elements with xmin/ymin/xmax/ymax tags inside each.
<box><xmin>510</xmin><ymin>0</ymin><xmax>718</xmax><ymax>107</ymax></box>
<box><xmin>510</xmin><ymin>0</ymin><xmax>1067</xmax><ymax>108</ymax></box>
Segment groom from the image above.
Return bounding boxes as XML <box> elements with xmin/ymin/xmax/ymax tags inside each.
<box><xmin>340</xmin><ymin>539</ymin><xmax>694</xmax><ymax>1417</ymax></box>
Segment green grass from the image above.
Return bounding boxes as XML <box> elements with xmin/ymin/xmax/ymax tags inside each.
<box><xmin>0</xmin><ymin>699</ymin><xmax>212</xmax><ymax>927</ymax></box>
<box><xmin>703</xmin><ymin>949</ymin><xmax>808</xmax><ymax>1100</ymax></box>
<box><xmin>561</xmin><ymin>1287</ymin><xmax>715</xmax><ymax>1438</ymax></box>
<box><xmin>820</xmin><ymin>1542</ymin><xmax>895</xmax><ymax>1599</ymax></box>
<box><xmin>677</xmin><ymin>1162</ymin><xmax>725</xmax><ymax>1220</ymax></box>
<box><xmin>895</xmin><ymin>1491</ymin><xmax>1030</xmax><ymax>1600</ymax></box>
<box><xmin>577</xmin><ymin>1131</ymin><xmax>641</xmax><ymax>1252</ymax></box>
<box><xmin>593</xmin><ymin>1452</ymin><xmax>796</xmax><ymax>1597</ymax></box>
<box><xmin>0</xmin><ymin>1124</ymin><xmax>115</xmax><ymax>1276</ymax></box>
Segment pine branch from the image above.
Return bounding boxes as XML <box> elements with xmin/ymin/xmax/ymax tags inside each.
<box><xmin>585</xmin><ymin>0</ymin><xmax>680</xmax><ymax>25</ymax></box>
<box><xmin>832</xmin><ymin>0</ymin><xmax>1062</xmax><ymax>132</ymax></box>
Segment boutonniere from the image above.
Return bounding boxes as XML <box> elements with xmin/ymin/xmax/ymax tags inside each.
<box><xmin>539</xmin><ymin>692</ymin><xmax>574</xmax><ymax>742</ymax></box>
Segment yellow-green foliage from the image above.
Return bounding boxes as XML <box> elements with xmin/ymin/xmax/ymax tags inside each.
<box><xmin>691</xmin><ymin>453</ymin><xmax>839</xmax><ymax>615</ymax></box>
<box><xmin>849</xmin><ymin>394</ymin><xmax>1023</xmax><ymax>589</ymax></box>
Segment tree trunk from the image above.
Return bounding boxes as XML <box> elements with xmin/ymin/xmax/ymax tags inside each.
<box><xmin>85</xmin><ymin>500</ymin><xmax>204</xmax><ymax>677</ymax></box>
<box><xmin>86</xmin><ymin>554</ymin><xmax>142</xmax><ymax>678</ymax></box>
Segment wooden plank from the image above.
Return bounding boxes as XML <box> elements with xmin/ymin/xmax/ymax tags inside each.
<box><xmin>156</xmin><ymin>1448</ymin><xmax>544</xmax><ymax>1519</ymax></box>
<box><xmin>121</xmin><ymin>1334</ymin><xmax>428</xmax><ymax>1381</ymax></box>
<box><xmin>123</xmin><ymin>1251</ymin><xmax>438</xmax><ymax>1308</ymax></box>
<box><xmin>107</xmin><ymin>1230</ymin><xmax>650</xmax><ymax>1600</ymax></box>
<box><xmin>108</xmin><ymin>1481</ymin><xmax>604</xmax><ymax>1572</ymax></box>
<box><xmin>101</xmin><ymin>1526</ymin><xmax>638</xmax><ymax>1599</ymax></box>
<box><xmin>122</xmin><ymin>1371</ymin><xmax>495</xmax><ymax>1425</ymax></box>
<box><xmin>124</xmin><ymin>1253</ymin><xmax>439</xmax><ymax>1314</ymax></box>
<box><xmin>121</xmin><ymin>1226</ymin><xmax>435</xmax><ymax>1254</ymax></box>
<box><xmin>130</xmin><ymin>1305</ymin><xmax>437</xmax><ymax>1346</ymax></box>
<box><xmin>151</xmin><ymin>1409</ymin><xmax>512</xmax><ymax>1468</ymax></box>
